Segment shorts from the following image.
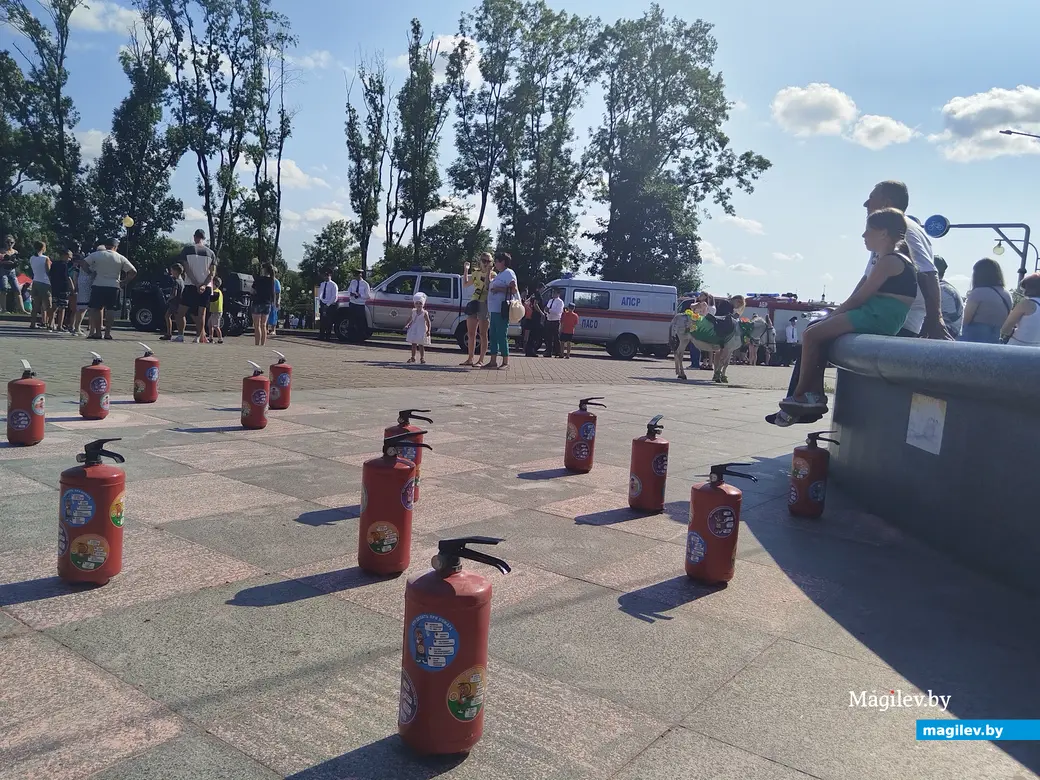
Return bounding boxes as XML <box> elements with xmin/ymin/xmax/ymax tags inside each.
<box><xmin>252</xmin><ymin>302</ymin><xmax>272</xmax><ymax>317</ymax></box>
<box><xmin>0</xmin><ymin>269</ymin><xmax>19</xmax><ymax>291</ymax></box>
<box><xmin>560</xmin><ymin>333</ymin><xmax>574</xmax><ymax>343</ymax></box>
<box><xmin>467</xmin><ymin>299</ymin><xmax>489</xmax><ymax>320</ymax></box>
<box><xmin>31</xmin><ymin>282</ymin><xmax>52</xmax><ymax>309</ymax></box>
<box><xmin>182</xmin><ymin>285</ymin><xmax>211</xmax><ymax>310</ymax></box>
<box><xmin>208</xmin><ymin>311</ymin><xmax>222</xmax><ymax>329</ymax></box>
<box><xmin>89</xmin><ymin>286</ymin><xmax>121</xmax><ymax>311</ymax></box>
<box><xmin>845</xmin><ymin>295</ymin><xmax>911</xmax><ymax>335</ymax></box>
<box><xmin>268</xmin><ymin>306</ymin><xmax>279</xmax><ymax>326</ymax></box>
<box><xmin>52</xmin><ymin>291</ymin><xmax>70</xmax><ymax>309</ymax></box>
<box><xmin>166</xmin><ymin>297</ymin><xmax>182</xmax><ymax>315</ymax></box>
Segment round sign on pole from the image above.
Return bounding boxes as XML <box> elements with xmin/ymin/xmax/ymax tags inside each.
<box><xmin>924</xmin><ymin>214</ymin><xmax>951</xmax><ymax>239</ymax></box>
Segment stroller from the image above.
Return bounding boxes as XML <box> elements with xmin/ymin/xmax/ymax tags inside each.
<box><xmin>221</xmin><ymin>272</ymin><xmax>254</xmax><ymax>337</ymax></box>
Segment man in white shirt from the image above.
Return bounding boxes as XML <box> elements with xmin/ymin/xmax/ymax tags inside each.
<box><xmin>317</xmin><ymin>268</ymin><xmax>339</xmax><ymax>340</ymax></box>
<box><xmin>85</xmin><ymin>238</ymin><xmax>136</xmax><ymax>340</ymax></box>
<box><xmin>345</xmin><ymin>268</ymin><xmax>370</xmax><ymax>342</ymax></box>
<box><xmin>543</xmin><ymin>288</ymin><xmax>565</xmax><ymax>357</ymax></box>
<box><xmin>177</xmin><ymin>229</ymin><xmax>217</xmax><ymax>343</ymax></box>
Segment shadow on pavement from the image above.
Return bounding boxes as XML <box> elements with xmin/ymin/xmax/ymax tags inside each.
<box><xmin>516</xmin><ymin>468</ymin><xmax>572</xmax><ymax>481</ymax></box>
<box><xmin>295</xmin><ymin>506</ymin><xmax>360</xmax><ymax>526</ymax></box>
<box><xmin>0</xmin><ymin>441</ymin><xmax>39</xmax><ymax>452</ymax></box>
<box><xmin>630</xmin><ymin>376</ymin><xmax>717</xmax><ymax>386</ymax></box>
<box><xmin>172</xmin><ymin>425</ymin><xmax>241</xmax><ymax>433</ymax></box>
<box><xmin>358</xmin><ymin>360</ymin><xmax>470</xmax><ymax>374</ymax></box>
<box><xmin>0</xmin><ymin>575</ymin><xmax>98</xmax><ymax>606</ymax></box>
<box><xmin>618</xmin><ymin>576</ymin><xmax>723</xmax><ymax>623</ymax></box>
<box><xmin>208</xmin><ymin>406</ymin><xmax>241</xmax><ymax>412</ymax></box>
<box><xmin>286</xmin><ymin>735</ymin><xmax>466</xmax><ymax>779</ymax></box>
<box><xmin>574</xmin><ymin>506</ymin><xmax>645</xmax><ymax>527</ymax></box>
<box><xmin>227</xmin><ymin>567</ymin><xmax>398</xmax><ymax>607</ymax></box>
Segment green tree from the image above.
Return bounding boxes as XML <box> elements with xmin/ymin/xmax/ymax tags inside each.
<box><xmin>0</xmin><ymin>0</ymin><xmax>90</xmax><ymax>239</ymax></box>
<box><xmin>587</xmin><ymin>4</ymin><xmax>770</xmax><ymax>290</ymax></box>
<box><xmin>371</xmin><ymin>209</ymin><xmax>491</xmax><ymax>282</ymax></box>
<box><xmin>495</xmin><ymin>2</ymin><xmax>600</xmax><ymax>287</ymax></box>
<box><xmin>448</xmin><ymin>0</ymin><xmax>522</xmax><ymax>251</ymax></box>
<box><xmin>345</xmin><ymin>54</ymin><xmax>389</xmax><ymax>273</ymax></box>
<box><xmin>298</xmin><ymin>219</ymin><xmax>359</xmax><ymax>290</ymax></box>
<box><xmin>389</xmin><ymin>19</ymin><xmax>464</xmax><ymax>263</ymax></box>
<box><xmin>88</xmin><ymin>11</ymin><xmax>184</xmax><ymax>272</ymax></box>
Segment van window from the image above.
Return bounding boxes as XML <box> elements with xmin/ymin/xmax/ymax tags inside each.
<box><xmin>573</xmin><ymin>289</ymin><xmax>610</xmax><ymax>310</ymax></box>
<box><xmin>384</xmin><ymin>273</ymin><xmax>417</xmax><ymax>296</ymax></box>
<box><xmin>418</xmin><ymin>275</ymin><xmax>453</xmax><ymax>299</ymax></box>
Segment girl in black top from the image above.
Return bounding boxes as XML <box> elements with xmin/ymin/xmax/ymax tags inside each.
<box><xmin>252</xmin><ymin>263</ymin><xmax>276</xmax><ymax>346</ymax></box>
<box><xmin>779</xmin><ymin>208</ymin><xmax>918</xmax><ymax>416</ymax></box>
<box><xmin>48</xmin><ymin>248</ymin><xmax>75</xmax><ymax>332</ymax></box>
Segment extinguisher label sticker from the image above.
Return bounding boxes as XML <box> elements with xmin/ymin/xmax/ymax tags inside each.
<box><xmin>90</xmin><ymin>377</ymin><xmax>108</xmax><ymax>395</ymax></box>
<box><xmin>686</xmin><ymin>531</ymin><xmax>707</xmax><ymax>565</ymax></box>
<box><xmin>652</xmin><ymin>454</ymin><xmax>668</xmax><ymax>477</ymax></box>
<box><xmin>8</xmin><ymin>410</ymin><xmax>30</xmax><ymax>430</ymax></box>
<box><xmin>58</xmin><ymin>525</ymin><xmax>68</xmax><ymax>556</ymax></box>
<box><xmin>146</xmin><ymin>367</ymin><xmax>159</xmax><ymax>382</ymax></box>
<box><xmin>629</xmin><ymin>474</ymin><xmax>642</xmax><ymax>498</ymax></box>
<box><xmin>566</xmin><ymin>423</ymin><xmax>578</xmax><ymax>442</ymax></box>
<box><xmin>788</xmin><ymin>485</ymin><xmax>799</xmax><ymax>506</ymax></box>
<box><xmin>62</xmin><ymin>489</ymin><xmax>96</xmax><ymax>526</ymax></box>
<box><xmin>398</xmin><ymin>446</ymin><xmax>417</xmax><ymax>463</ymax></box>
<box><xmin>707</xmin><ymin>507</ymin><xmax>737</xmax><ymax>538</ymax></box>
<box><xmin>101</xmin><ymin>395</ymin><xmax>110</xmax><ymax>412</ymax></box>
<box><xmin>809</xmin><ymin>481</ymin><xmax>826</xmax><ymax>503</ymax></box>
<box><xmin>70</xmin><ymin>534</ymin><xmax>109</xmax><ymax>571</ymax></box>
<box><xmin>398</xmin><ymin>670</ymin><xmax>418</xmax><ymax>725</ymax></box>
<box><xmin>360</xmin><ymin>485</ymin><xmax>368</xmax><ymax>514</ymax></box>
<box><xmin>409</xmin><ymin>613</ymin><xmax>459</xmax><ymax>671</ymax></box>
<box><xmin>401</xmin><ymin>479</ymin><xmax>416</xmax><ymax>511</ymax></box>
<box><xmin>366</xmin><ymin>521</ymin><xmax>399</xmax><ymax>554</ymax></box>
<box><xmin>252</xmin><ymin>389</ymin><xmax>268</xmax><ymax>407</ymax></box>
<box><xmin>792</xmin><ymin>457</ymin><xmax>810</xmax><ymax>480</ymax></box>
<box><xmin>110</xmin><ymin>493</ymin><xmax>126</xmax><ymax>527</ymax></box>
<box><xmin>134</xmin><ymin>380</ymin><xmax>146</xmax><ymax>395</ymax></box>
<box><xmin>579</xmin><ymin>422</ymin><xmax>596</xmax><ymax>441</ymax></box>
<box><xmin>447</xmin><ymin>666</ymin><xmax>486</xmax><ymax>723</ymax></box>
<box><xmin>276</xmin><ymin>372</ymin><xmax>291</xmax><ymax>387</ymax></box>
<box><xmin>271</xmin><ymin>386</ymin><xmax>281</xmax><ymax>402</ymax></box>
<box><xmin>79</xmin><ymin>390</ymin><xmax>88</xmax><ymax>408</ymax></box>
<box><xmin>242</xmin><ymin>402</ymin><xmax>251</xmax><ymax>418</ymax></box>
<box><xmin>572</xmin><ymin>442</ymin><xmax>591</xmax><ymax>461</ymax></box>
<box><xmin>31</xmin><ymin>394</ymin><xmax>45</xmax><ymax>416</ymax></box>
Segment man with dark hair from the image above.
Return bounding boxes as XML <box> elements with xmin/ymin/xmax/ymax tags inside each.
<box><xmin>934</xmin><ymin>256</ymin><xmax>963</xmax><ymax>338</ymax></box>
<box><xmin>176</xmin><ymin>229</ymin><xmax>217</xmax><ymax>343</ymax></box>
<box><xmin>317</xmin><ymin>268</ymin><xmax>339</xmax><ymax>340</ymax></box>
<box><xmin>84</xmin><ymin>238</ymin><xmax>136</xmax><ymax>339</ymax></box>
<box><xmin>345</xmin><ymin>268</ymin><xmax>370</xmax><ymax>342</ymax></box>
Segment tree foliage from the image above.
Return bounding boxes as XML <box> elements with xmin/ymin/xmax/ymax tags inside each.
<box><xmin>345</xmin><ymin>55</ymin><xmax>389</xmax><ymax>272</ymax></box>
<box><xmin>586</xmin><ymin>3</ymin><xmax>770</xmax><ymax>290</ymax></box>
<box><xmin>298</xmin><ymin>219</ymin><xmax>359</xmax><ymax>290</ymax></box>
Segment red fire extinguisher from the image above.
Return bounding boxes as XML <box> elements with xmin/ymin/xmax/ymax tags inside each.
<box><xmin>629</xmin><ymin>415</ymin><xmax>668</xmax><ymax>512</ymax></box>
<box><xmin>384</xmin><ymin>409</ymin><xmax>433</xmax><ymax>502</ymax></box>
<box><xmin>7</xmin><ymin>359</ymin><xmax>46</xmax><ymax>446</ymax></box>
<box><xmin>788</xmin><ymin>431</ymin><xmax>839</xmax><ymax>519</ymax></box>
<box><xmin>241</xmin><ymin>361</ymin><xmax>270</xmax><ymax>430</ymax></box>
<box><xmin>564</xmin><ymin>397</ymin><xmax>605</xmax><ymax>473</ymax></box>
<box><xmin>133</xmin><ymin>342</ymin><xmax>159</xmax><ymax>403</ymax></box>
<box><xmin>269</xmin><ymin>351</ymin><xmax>292</xmax><ymax>410</ymax></box>
<box><xmin>400</xmin><ymin>536</ymin><xmax>510</xmax><ymax>755</ymax></box>
<box><xmin>686</xmin><ymin>463</ymin><xmax>758</xmax><ymax>585</ymax></box>
<box><xmin>58</xmin><ymin>438</ymin><xmax>126</xmax><ymax>586</ymax></box>
<box><xmin>358</xmin><ymin>431</ymin><xmax>432</xmax><ymax>575</ymax></box>
<box><xmin>80</xmin><ymin>351</ymin><xmax>111</xmax><ymax>420</ymax></box>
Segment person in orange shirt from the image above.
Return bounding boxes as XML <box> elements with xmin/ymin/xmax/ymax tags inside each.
<box><xmin>560</xmin><ymin>303</ymin><xmax>579</xmax><ymax>359</ymax></box>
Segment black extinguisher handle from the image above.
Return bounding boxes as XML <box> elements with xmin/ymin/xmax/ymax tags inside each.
<box><xmin>646</xmin><ymin>414</ymin><xmax>664</xmax><ymax>438</ymax></box>
<box><xmin>578</xmin><ymin>396</ymin><xmax>606</xmax><ymax>411</ymax></box>
<box><xmin>272</xmin><ymin>350</ymin><xmax>287</xmax><ymax>364</ymax></box>
<box><xmin>78</xmin><ymin>438</ymin><xmax>125</xmax><ymax>465</ymax></box>
<box><xmin>709</xmin><ymin>462</ymin><xmax>759</xmax><ymax>485</ymax></box>
<box><xmin>807</xmin><ymin>430</ymin><xmax>840</xmax><ymax>446</ymax></box>
<box><xmin>89</xmin><ymin>351</ymin><xmax>103</xmax><ymax>365</ymax></box>
<box><xmin>434</xmin><ymin>536</ymin><xmax>511</xmax><ymax>576</ymax></box>
<box><xmin>383</xmin><ymin>431</ymin><xmax>433</xmax><ymax>457</ymax></box>
<box><xmin>397</xmin><ymin>409</ymin><xmax>433</xmax><ymax>425</ymax></box>
<box><xmin>458</xmin><ymin>548</ymin><xmax>512</xmax><ymax>574</ymax></box>
<box><xmin>246</xmin><ymin>360</ymin><xmax>264</xmax><ymax>376</ymax></box>
<box><xmin>20</xmin><ymin>359</ymin><xmax>34</xmax><ymax>379</ymax></box>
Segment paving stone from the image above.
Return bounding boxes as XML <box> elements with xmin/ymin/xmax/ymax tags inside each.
<box><xmin>91</xmin><ymin>731</ymin><xmax>281</xmax><ymax>780</ymax></box>
<box><xmin>145</xmin><ymin>440</ymin><xmax>310</xmax><ymax>472</ymax></box>
<box><xmin>3</xmin><ymin>449</ymin><xmax>198</xmax><ymax>489</ymax></box>
<box><xmin>688</xmin><ymin>640</ymin><xmax>1039</xmax><ymax>780</ymax></box>
<box><xmin>0</xmin><ymin>433</ymin><xmax>92</xmax><ymax>461</ymax></box>
<box><xmin>221</xmin><ymin>459</ymin><xmax>362</xmax><ymax>501</ymax></box>
<box><xmin>127</xmin><ymin>473</ymin><xmax>296</xmax><ymax>524</ymax></box>
<box><xmin>335</xmin><ymin>451</ymin><xmax>487</xmax><ymax>480</ymax></box>
<box><xmin>0</xmin><ymin>633</ymin><xmax>183</xmax><ymax>780</ymax></box>
<box><xmin>0</xmin><ymin>489</ymin><xmax>60</xmax><ymax>551</ymax></box>
<box><xmin>0</xmin><ymin>526</ymin><xmax>260</xmax><ymax>629</ymax></box>
<box><xmin>0</xmin><ymin>466</ymin><xmax>52</xmax><ymax>496</ymax></box>
<box><xmin>48</xmin><ymin>410</ymin><xmax>174</xmax><ymax>430</ymax></box>
<box><xmin>262</xmin><ymin>431</ymin><xmax>380</xmax><ymax>459</ymax></box>
<box><xmin>432</xmin><ymin>467</ymin><xmax>595</xmax><ymax>510</ymax></box>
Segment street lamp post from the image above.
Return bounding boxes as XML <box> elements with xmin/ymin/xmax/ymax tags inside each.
<box><xmin>1000</xmin><ymin>129</ymin><xmax>1040</xmax><ymax>141</ymax></box>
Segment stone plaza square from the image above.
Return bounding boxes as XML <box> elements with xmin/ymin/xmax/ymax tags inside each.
<box><xmin>1</xmin><ymin>327</ymin><xmax>1038</xmax><ymax>779</ymax></box>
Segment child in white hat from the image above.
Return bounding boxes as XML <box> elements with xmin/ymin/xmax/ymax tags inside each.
<box><xmin>405</xmin><ymin>291</ymin><xmax>432</xmax><ymax>363</ymax></box>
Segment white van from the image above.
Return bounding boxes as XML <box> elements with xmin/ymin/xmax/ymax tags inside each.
<box><xmin>542</xmin><ymin>278</ymin><xmax>677</xmax><ymax>359</ymax></box>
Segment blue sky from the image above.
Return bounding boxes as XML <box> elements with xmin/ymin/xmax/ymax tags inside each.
<box><xmin>5</xmin><ymin>0</ymin><xmax>1040</xmax><ymax>299</ymax></box>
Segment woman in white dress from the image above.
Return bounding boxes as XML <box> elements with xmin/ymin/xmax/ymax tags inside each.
<box><xmin>405</xmin><ymin>292</ymin><xmax>432</xmax><ymax>364</ymax></box>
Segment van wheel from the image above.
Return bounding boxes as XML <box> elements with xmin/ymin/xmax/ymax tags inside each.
<box><xmin>652</xmin><ymin>346</ymin><xmax>670</xmax><ymax>359</ymax></box>
<box><xmin>613</xmin><ymin>334</ymin><xmax>639</xmax><ymax>360</ymax></box>
<box><xmin>455</xmin><ymin>322</ymin><xmax>469</xmax><ymax>352</ymax></box>
<box><xmin>335</xmin><ymin>315</ymin><xmax>352</xmax><ymax>342</ymax></box>
<box><xmin>132</xmin><ymin>307</ymin><xmax>156</xmax><ymax>331</ymax></box>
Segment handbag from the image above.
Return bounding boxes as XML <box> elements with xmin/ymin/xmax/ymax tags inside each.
<box><xmin>508</xmin><ymin>297</ymin><xmax>524</xmax><ymax>325</ymax></box>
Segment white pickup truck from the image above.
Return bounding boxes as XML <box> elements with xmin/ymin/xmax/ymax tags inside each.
<box><xmin>329</xmin><ymin>270</ymin><xmax>517</xmax><ymax>351</ymax></box>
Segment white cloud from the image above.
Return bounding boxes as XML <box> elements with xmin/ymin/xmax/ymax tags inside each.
<box><xmin>183</xmin><ymin>206</ymin><xmax>207</xmax><ymax>222</ymax></box>
<box><xmin>851</xmin><ymin>114</ymin><xmax>916</xmax><ymax>150</ymax></box>
<box><xmin>391</xmin><ymin>34</ymin><xmax>481</xmax><ymax>86</ymax></box>
<box><xmin>720</xmin><ymin>215</ymin><xmax>764</xmax><ymax>235</ymax></box>
<box><xmin>771</xmin><ymin>83</ymin><xmax>858</xmax><ymax>137</ymax></box>
<box><xmin>698</xmin><ymin>240</ymin><xmax>726</xmax><ymax>266</ymax></box>
<box><xmin>930</xmin><ymin>86</ymin><xmax>1040</xmax><ymax>162</ymax></box>
<box><xmin>731</xmin><ymin>99</ymin><xmax>748</xmax><ymax>112</ymax></box>
<box><xmin>302</xmin><ymin>205</ymin><xmax>349</xmax><ymax>222</ymax></box>
<box><xmin>239</xmin><ymin>158</ymin><xmax>329</xmax><ymax>190</ymax></box>
<box><xmin>947</xmin><ymin>274</ymin><xmax>971</xmax><ymax>287</ymax></box>
<box><xmin>76</xmin><ymin>129</ymin><xmax>107</xmax><ymax>160</ymax></box>
<box><xmin>730</xmin><ymin>263</ymin><xmax>767</xmax><ymax>277</ymax></box>
<box><xmin>771</xmin><ymin>82</ymin><xmax>915</xmax><ymax>150</ymax></box>
<box><xmin>288</xmin><ymin>50</ymin><xmax>338</xmax><ymax>70</ymax></box>
<box><xmin>821</xmin><ymin>273</ymin><xmax>834</xmax><ymax>283</ymax></box>
<box><xmin>772</xmin><ymin>251</ymin><xmax>803</xmax><ymax>262</ymax></box>
<box><xmin>70</xmin><ymin>0</ymin><xmax>139</xmax><ymax>34</ymax></box>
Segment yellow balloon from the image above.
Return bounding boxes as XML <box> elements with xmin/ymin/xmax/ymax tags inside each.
<box><xmin>122</xmin><ymin>216</ymin><xmax>135</xmax><ymax>228</ymax></box>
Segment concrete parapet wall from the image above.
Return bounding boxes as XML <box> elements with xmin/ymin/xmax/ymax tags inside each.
<box><xmin>828</xmin><ymin>334</ymin><xmax>1040</xmax><ymax>595</ymax></box>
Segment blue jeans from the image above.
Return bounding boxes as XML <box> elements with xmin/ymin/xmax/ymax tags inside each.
<box><xmin>489</xmin><ymin>312</ymin><xmax>509</xmax><ymax>358</ymax></box>
<box><xmin>959</xmin><ymin>322</ymin><xmax>1000</xmax><ymax>344</ymax></box>
<box><xmin>0</xmin><ymin>269</ymin><xmax>19</xmax><ymax>291</ymax></box>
